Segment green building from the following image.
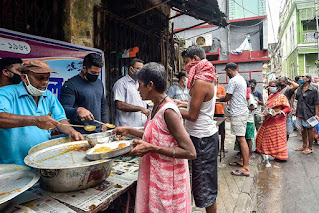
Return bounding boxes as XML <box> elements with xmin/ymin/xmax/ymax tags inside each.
<box><xmin>278</xmin><ymin>0</ymin><xmax>319</xmax><ymax>78</ymax></box>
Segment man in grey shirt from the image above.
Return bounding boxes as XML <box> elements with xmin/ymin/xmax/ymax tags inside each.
<box><xmin>113</xmin><ymin>58</ymin><xmax>150</xmax><ymax>127</ymax></box>
<box><xmin>218</xmin><ymin>62</ymin><xmax>250</xmax><ymax>177</ymax></box>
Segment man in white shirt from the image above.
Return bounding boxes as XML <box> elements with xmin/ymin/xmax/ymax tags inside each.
<box><xmin>113</xmin><ymin>58</ymin><xmax>150</xmax><ymax>127</ymax></box>
<box><xmin>218</xmin><ymin>62</ymin><xmax>250</xmax><ymax>177</ymax></box>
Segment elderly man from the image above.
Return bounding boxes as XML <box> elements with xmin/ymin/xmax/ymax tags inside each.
<box><xmin>0</xmin><ymin>57</ymin><xmax>23</xmax><ymax>88</ymax></box>
<box><xmin>60</xmin><ymin>53</ymin><xmax>109</xmax><ymax>134</ymax></box>
<box><xmin>0</xmin><ymin>60</ymin><xmax>83</xmax><ymax>165</ymax></box>
<box><xmin>218</xmin><ymin>62</ymin><xmax>250</xmax><ymax>177</ymax></box>
<box><xmin>295</xmin><ymin>75</ymin><xmax>319</xmax><ymax>154</ymax></box>
<box><xmin>113</xmin><ymin>58</ymin><xmax>150</xmax><ymax>127</ymax></box>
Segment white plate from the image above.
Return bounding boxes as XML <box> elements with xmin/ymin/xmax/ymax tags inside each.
<box><xmin>86</xmin><ymin>140</ymin><xmax>134</xmax><ymax>160</ymax></box>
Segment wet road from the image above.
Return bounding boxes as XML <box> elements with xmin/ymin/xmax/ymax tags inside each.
<box><xmin>254</xmin><ymin>132</ymin><xmax>319</xmax><ymax>213</ymax></box>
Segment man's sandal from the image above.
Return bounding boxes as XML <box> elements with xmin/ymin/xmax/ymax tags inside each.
<box><xmin>303</xmin><ymin>148</ymin><xmax>313</xmax><ymax>155</ymax></box>
<box><xmin>295</xmin><ymin>146</ymin><xmax>306</xmax><ymax>151</ymax></box>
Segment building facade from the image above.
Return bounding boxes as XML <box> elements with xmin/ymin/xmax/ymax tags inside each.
<box><xmin>277</xmin><ymin>0</ymin><xmax>319</xmax><ymax>78</ymax></box>
<box><xmin>174</xmin><ymin>0</ymin><xmax>269</xmax><ymax>92</ymax></box>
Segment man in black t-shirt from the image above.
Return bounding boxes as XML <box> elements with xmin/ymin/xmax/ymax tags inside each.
<box><xmin>295</xmin><ymin>75</ymin><xmax>319</xmax><ymax>154</ymax></box>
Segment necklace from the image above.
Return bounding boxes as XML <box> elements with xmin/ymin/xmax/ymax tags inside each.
<box><xmin>151</xmin><ymin>95</ymin><xmax>167</xmax><ymax>119</ymax></box>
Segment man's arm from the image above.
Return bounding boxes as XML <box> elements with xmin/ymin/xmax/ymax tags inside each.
<box><xmin>218</xmin><ymin>93</ymin><xmax>232</xmax><ymax>102</ymax></box>
<box><xmin>288</xmin><ymin>80</ymin><xmax>299</xmax><ymax>93</ymax></box>
<box><xmin>113</xmin><ymin>80</ymin><xmax>150</xmax><ymax>116</ymax></box>
<box><xmin>180</xmin><ymin>80</ymin><xmax>208</xmax><ymax>122</ymax></box>
<box><xmin>0</xmin><ymin>112</ymin><xmax>61</xmax><ymax>129</ymax></box>
<box><xmin>116</xmin><ymin>101</ymin><xmax>150</xmax><ymax>116</ymax></box>
<box><xmin>57</xmin><ymin>119</ymin><xmax>84</xmax><ymax>141</ymax></box>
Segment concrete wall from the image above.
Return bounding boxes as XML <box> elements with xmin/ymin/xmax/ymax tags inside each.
<box><xmin>64</xmin><ymin>0</ymin><xmax>101</xmax><ymax>47</ymax></box>
<box><xmin>216</xmin><ymin>61</ymin><xmax>264</xmax><ymax>92</ymax></box>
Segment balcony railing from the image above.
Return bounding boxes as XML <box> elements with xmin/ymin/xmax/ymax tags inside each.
<box><xmin>303</xmin><ymin>31</ymin><xmax>317</xmax><ymax>43</ymax></box>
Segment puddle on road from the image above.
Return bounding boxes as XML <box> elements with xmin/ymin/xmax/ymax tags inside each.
<box><xmin>255</xmin><ymin>161</ymin><xmax>283</xmax><ymax>213</ymax></box>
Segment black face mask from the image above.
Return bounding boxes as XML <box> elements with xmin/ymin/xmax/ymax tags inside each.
<box><xmin>227</xmin><ymin>72</ymin><xmax>233</xmax><ymax>79</ymax></box>
<box><xmin>250</xmin><ymin>86</ymin><xmax>255</xmax><ymax>91</ymax></box>
<box><xmin>8</xmin><ymin>71</ymin><xmax>22</xmax><ymax>84</ymax></box>
<box><xmin>85</xmin><ymin>72</ymin><xmax>99</xmax><ymax>82</ymax></box>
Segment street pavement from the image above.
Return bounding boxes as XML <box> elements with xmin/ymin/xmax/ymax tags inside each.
<box><xmin>254</xmin><ymin>131</ymin><xmax>319</xmax><ymax>213</ymax></box>
<box><xmin>192</xmin><ymin>121</ymin><xmax>260</xmax><ymax>213</ymax></box>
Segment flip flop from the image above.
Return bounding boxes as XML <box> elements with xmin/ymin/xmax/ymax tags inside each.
<box><xmin>231</xmin><ymin>169</ymin><xmax>250</xmax><ymax>177</ymax></box>
<box><xmin>295</xmin><ymin>146</ymin><xmax>306</xmax><ymax>151</ymax></box>
<box><xmin>229</xmin><ymin>161</ymin><xmax>243</xmax><ymax>167</ymax></box>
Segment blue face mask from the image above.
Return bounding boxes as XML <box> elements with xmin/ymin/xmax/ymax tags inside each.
<box><xmin>269</xmin><ymin>87</ymin><xmax>277</xmax><ymax>94</ymax></box>
<box><xmin>299</xmin><ymin>80</ymin><xmax>304</xmax><ymax>84</ymax></box>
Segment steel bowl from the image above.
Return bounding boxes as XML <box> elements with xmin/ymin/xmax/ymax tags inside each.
<box><xmin>25</xmin><ymin>138</ymin><xmax>113</xmax><ymax>193</ymax></box>
<box><xmin>254</xmin><ymin>113</ymin><xmax>266</xmax><ymax>123</ymax></box>
<box><xmin>85</xmin><ymin>130</ymin><xmax>115</xmax><ymax>146</ymax></box>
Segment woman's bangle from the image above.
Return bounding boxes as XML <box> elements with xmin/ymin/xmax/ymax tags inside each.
<box><xmin>173</xmin><ymin>146</ymin><xmax>176</xmax><ymax>158</ymax></box>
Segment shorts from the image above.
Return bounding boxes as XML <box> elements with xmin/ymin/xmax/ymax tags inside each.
<box><xmin>190</xmin><ymin>133</ymin><xmax>219</xmax><ymax>208</ymax></box>
<box><xmin>245</xmin><ymin>122</ymin><xmax>255</xmax><ymax>139</ymax></box>
<box><xmin>231</xmin><ymin>115</ymin><xmax>248</xmax><ymax>137</ymax></box>
<box><xmin>286</xmin><ymin>117</ymin><xmax>294</xmax><ymax>135</ymax></box>
<box><xmin>214</xmin><ymin>114</ymin><xmax>225</xmax><ymax>135</ymax></box>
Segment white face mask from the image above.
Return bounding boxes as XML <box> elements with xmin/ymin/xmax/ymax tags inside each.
<box><xmin>183</xmin><ymin>77</ymin><xmax>188</xmax><ymax>85</ymax></box>
<box><xmin>24</xmin><ymin>75</ymin><xmax>46</xmax><ymax>97</ymax></box>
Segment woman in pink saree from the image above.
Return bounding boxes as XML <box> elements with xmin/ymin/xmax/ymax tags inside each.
<box><xmin>113</xmin><ymin>62</ymin><xmax>196</xmax><ymax>213</ymax></box>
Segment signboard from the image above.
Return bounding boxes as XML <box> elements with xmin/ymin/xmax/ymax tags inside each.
<box><xmin>0</xmin><ymin>28</ymin><xmax>105</xmax><ymax>99</ymax></box>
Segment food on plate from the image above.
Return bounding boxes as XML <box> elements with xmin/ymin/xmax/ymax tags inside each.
<box><xmin>92</xmin><ymin>143</ymin><xmax>128</xmax><ymax>153</ymax></box>
<box><xmin>93</xmin><ymin>146</ymin><xmax>112</xmax><ymax>153</ymax></box>
<box><xmin>118</xmin><ymin>143</ymin><xmax>127</xmax><ymax>149</ymax></box>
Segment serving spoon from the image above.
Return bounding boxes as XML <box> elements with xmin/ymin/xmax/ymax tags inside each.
<box><xmin>61</xmin><ymin>123</ymin><xmax>96</xmax><ymax>131</ymax></box>
<box><xmin>93</xmin><ymin>120</ymin><xmax>116</xmax><ymax>129</ymax></box>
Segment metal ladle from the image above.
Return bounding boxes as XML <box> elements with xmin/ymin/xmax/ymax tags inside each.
<box><xmin>61</xmin><ymin>123</ymin><xmax>96</xmax><ymax>131</ymax></box>
<box><xmin>93</xmin><ymin>120</ymin><xmax>116</xmax><ymax>129</ymax></box>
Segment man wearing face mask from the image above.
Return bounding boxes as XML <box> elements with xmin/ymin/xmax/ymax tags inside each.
<box><xmin>60</xmin><ymin>53</ymin><xmax>108</xmax><ymax>134</ymax></box>
<box><xmin>218</xmin><ymin>62</ymin><xmax>250</xmax><ymax>177</ymax></box>
<box><xmin>113</xmin><ymin>58</ymin><xmax>150</xmax><ymax>127</ymax></box>
<box><xmin>0</xmin><ymin>59</ymin><xmax>84</xmax><ymax>165</ymax></box>
<box><xmin>167</xmin><ymin>71</ymin><xmax>189</xmax><ymax>101</ymax></box>
<box><xmin>295</xmin><ymin>75</ymin><xmax>319</xmax><ymax>154</ymax></box>
<box><xmin>0</xmin><ymin>57</ymin><xmax>23</xmax><ymax>88</ymax></box>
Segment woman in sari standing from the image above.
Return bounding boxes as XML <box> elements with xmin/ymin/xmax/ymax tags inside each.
<box><xmin>113</xmin><ymin>62</ymin><xmax>196</xmax><ymax>213</ymax></box>
<box><xmin>256</xmin><ymin>81</ymin><xmax>291</xmax><ymax>160</ymax></box>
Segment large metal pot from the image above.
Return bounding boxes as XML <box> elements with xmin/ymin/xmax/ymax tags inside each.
<box><xmin>26</xmin><ymin>137</ymin><xmax>113</xmax><ymax>193</ymax></box>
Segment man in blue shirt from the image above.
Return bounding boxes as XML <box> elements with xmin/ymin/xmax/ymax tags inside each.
<box><xmin>167</xmin><ymin>71</ymin><xmax>189</xmax><ymax>101</ymax></box>
<box><xmin>0</xmin><ymin>60</ymin><xmax>84</xmax><ymax>165</ymax></box>
<box><xmin>60</xmin><ymin>53</ymin><xmax>109</xmax><ymax>133</ymax></box>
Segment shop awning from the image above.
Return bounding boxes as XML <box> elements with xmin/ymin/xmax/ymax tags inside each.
<box><xmin>168</xmin><ymin>0</ymin><xmax>228</xmax><ymax>27</ymax></box>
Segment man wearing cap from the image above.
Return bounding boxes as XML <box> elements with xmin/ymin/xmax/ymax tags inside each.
<box><xmin>167</xmin><ymin>71</ymin><xmax>189</xmax><ymax>101</ymax></box>
<box><xmin>0</xmin><ymin>59</ymin><xmax>84</xmax><ymax>165</ymax></box>
<box><xmin>60</xmin><ymin>53</ymin><xmax>109</xmax><ymax>134</ymax></box>
<box><xmin>0</xmin><ymin>57</ymin><xmax>23</xmax><ymax>88</ymax></box>
<box><xmin>218</xmin><ymin>62</ymin><xmax>250</xmax><ymax>177</ymax></box>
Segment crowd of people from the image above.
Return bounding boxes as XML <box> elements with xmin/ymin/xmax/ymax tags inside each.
<box><xmin>1</xmin><ymin>45</ymin><xmax>319</xmax><ymax>213</ymax></box>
